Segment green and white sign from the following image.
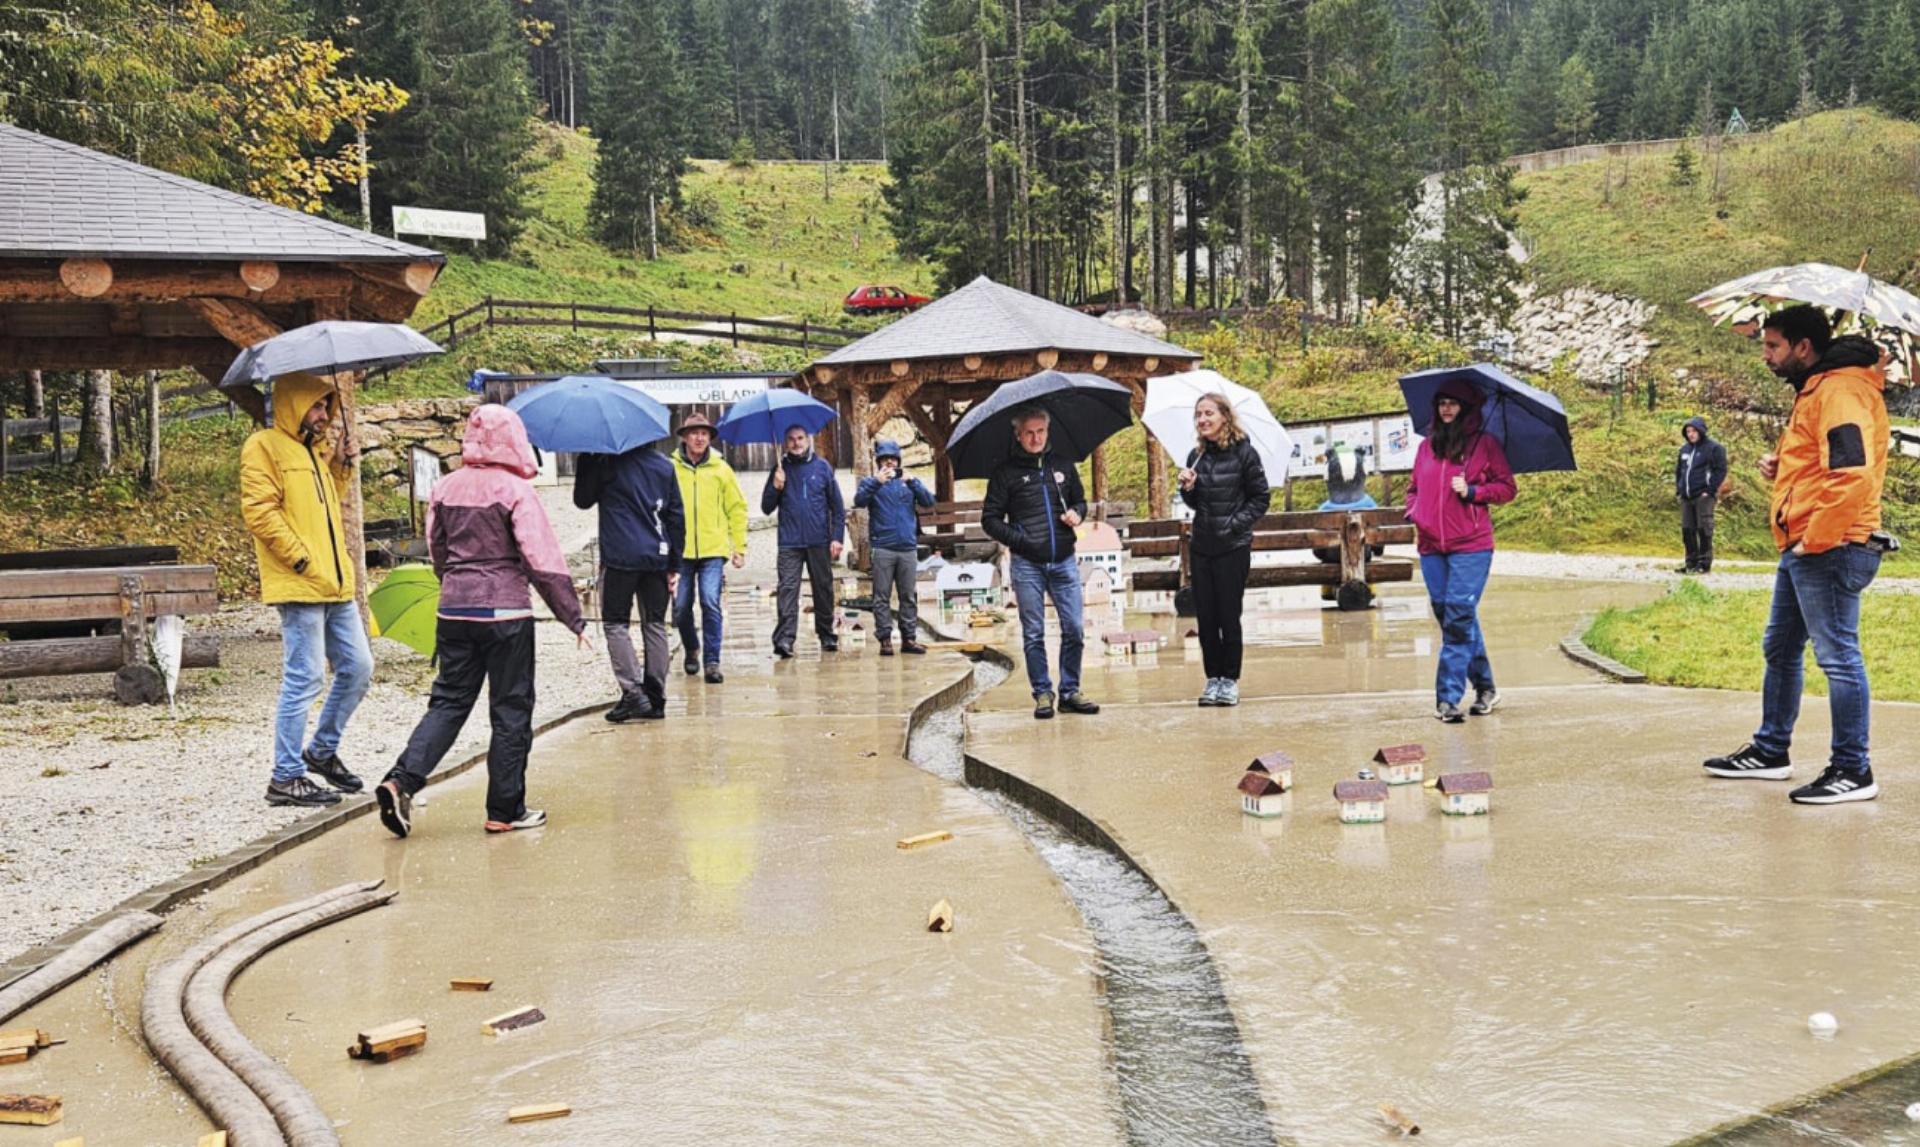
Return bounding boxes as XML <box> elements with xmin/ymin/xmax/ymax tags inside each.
<box><xmin>393</xmin><ymin>205</ymin><xmax>487</xmax><ymax>241</ymax></box>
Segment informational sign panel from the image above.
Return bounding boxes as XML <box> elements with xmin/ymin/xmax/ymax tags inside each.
<box><xmin>409</xmin><ymin>446</ymin><xmax>442</xmax><ymax>502</ymax></box>
<box><xmin>1287</xmin><ymin>412</ymin><xmax>1421</xmax><ymax>475</ymax></box>
<box><xmin>615</xmin><ymin>375</ymin><xmax>775</xmax><ymax>406</ymax></box>
<box><xmin>393</xmin><ymin>205</ymin><xmax>487</xmax><ymax>241</ymax></box>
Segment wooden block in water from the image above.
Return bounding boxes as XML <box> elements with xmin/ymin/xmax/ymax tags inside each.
<box><xmin>53</xmin><ymin>1137</ymin><xmax>84</xmax><ymax>1147</ymax></box>
<box><xmin>0</xmin><ymin>1029</ymin><xmax>49</xmax><ymax>1051</ymax></box>
<box><xmin>450</xmin><ymin>977</ymin><xmax>494</xmax><ymax>992</ymax></box>
<box><xmin>483</xmin><ymin>1006</ymin><xmax>547</xmax><ymax>1035</ymax></box>
<box><xmin>506</xmin><ymin>1102</ymin><xmax>571</xmax><ymax>1123</ymax></box>
<box><xmin>198</xmin><ymin>1133</ymin><xmax>230</xmax><ymax>1147</ymax></box>
<box><xmin>1376</xmin><ymin>1102</ymin><xmax>1420</xmax><ymax>1136</ymax></box>
<box><xmin>348</xmin><ymin>1019</ymin><xmax>427</xmax><ymax>1063</ymax></box>
<box><xmin>896</xmin><ymin>830</ymin><xmax>953</xmax><ymax>851</ymax></box>
<box><xmin>927</xmin><ymin>898</ymin><xmax>954</xmax><ymax>933</ymax></box>
<box><xmin>0</xmin><ymin>1094</ymin><xmax>62</xmax><ymax>1125</ymax></box>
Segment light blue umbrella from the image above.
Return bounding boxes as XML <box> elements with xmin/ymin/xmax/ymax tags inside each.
<box><xmin>714</xmin><ymin>388</ymin><xmax>838</xmax><ymax>445</ymax></box>
<box><xmin>219</xmin><ymin>321</ymin><xmax>444</xmax><ymax>390</ymax></box>
<box><xmin>507</xmin><ymin>376</ymin><xmax>672</xmax><ymax>454</ymax></box>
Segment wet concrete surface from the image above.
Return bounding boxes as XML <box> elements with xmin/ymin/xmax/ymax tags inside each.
<box><xmin>967</xmin><ymin>575</ymin><xmax>1920</xmax><ymax>1145</ymax></box>
<box><xmin>11</xmin><ymin>595</ymin><xmax>1121</xmax><ymax>1146</ymax></box>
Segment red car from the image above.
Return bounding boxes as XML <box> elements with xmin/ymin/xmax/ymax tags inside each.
<box><xmin>843</xmin><ymin>284</ymin><xmax>932</xmax><ymax>314</ymax></box>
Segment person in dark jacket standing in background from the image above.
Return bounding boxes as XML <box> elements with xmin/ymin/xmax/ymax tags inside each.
<box><xmin>762</xmin><ymin>424</ymin><xmax>846</xmax><ymax>658</ymax></box>
<box><xmin>1177</xmin><ymin>394</ymin><xmax>1271</xmax><ymax>708</ymax></box>
<box><xmin>854</xmin><ymin>437</ymin><xmax>934</xmax><ymax>655</ymax></box>
<box><xmin>575</xmin><ymin>439</ymin><xmax>685</xmax><ymax>723</ymax></box>
<box><xmin>982</xmin><ymin>406</ymin><xmax>1101</xmax><ymax>720</ymax></box>
<box><xmin>1675</xmin><ymin>415</ymin><xmax>1728</xmax><ymax>573</ymax></box>
<box><xmin>375</xmin><ymin>405</ymin><xmax>589</xmax><ymax>839</ymax></box>
<box><xmin>1405</xmin><ymin>380</ymin><xmax>1517</xmax><ymax>724</ymax></box>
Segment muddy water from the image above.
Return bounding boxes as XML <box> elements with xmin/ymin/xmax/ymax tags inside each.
<box><xmin>910</xmin><ymin>655</ymin><xmax>1277</xmax><ymax>1147</ymax></box>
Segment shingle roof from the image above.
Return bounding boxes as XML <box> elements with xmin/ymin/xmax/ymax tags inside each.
<box><xmin>0</xmin><ymin>124</ymin><xmax>443</xmax><ymax>264</ymax></box>
<box><xmin>817</xmin><ymin>276</ymin><xmax>1197</xmax><ymax>365</ymax></box>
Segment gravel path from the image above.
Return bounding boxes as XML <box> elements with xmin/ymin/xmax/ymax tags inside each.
<box><xmin>1489</xmin><ymin>549</ymin><xmax>1920</xmax><ymax>594</ymax></box>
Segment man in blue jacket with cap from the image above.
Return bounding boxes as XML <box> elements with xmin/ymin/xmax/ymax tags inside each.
<box><xmin>762</xmin><ymin>424</ymin><xmax>846</xmax><ymax>658</ymax></box>
<box><xmin>854</xmin><ymin>438</ymin><xmax>934</xmax><ymax>655</ymax></box>
<box><xmin>576</xmin><ymin>444</ymin><xmax>685</xmax><ymax>721</ymax></box>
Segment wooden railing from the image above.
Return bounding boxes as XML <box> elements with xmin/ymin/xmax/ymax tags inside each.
<box><xmin>417</xmin><ymin>297</ymin><xmax>866</xmax><ymax>354</ymax></box>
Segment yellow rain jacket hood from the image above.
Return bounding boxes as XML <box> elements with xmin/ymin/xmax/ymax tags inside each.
<box><xmin>239</xmin><ymin>373</ymin><xmax>356</xmax><ymax>603</ymax></box>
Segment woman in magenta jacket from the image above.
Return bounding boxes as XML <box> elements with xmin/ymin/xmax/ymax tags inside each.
<box><xmin>1404</xmin><ymin>379</ymin><xmax>1517</xmax><ymax>723</ymax></box>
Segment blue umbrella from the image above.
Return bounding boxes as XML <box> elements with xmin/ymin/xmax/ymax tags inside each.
<box><xmin>220</xmin><ymin>321</ymin><xmax>444</xmax><ymax>390</ymax></box>
<box><xmin>1397</xmin><ymin>363</ymin><xmax>1577</xmax><ymax>474</ymax></box>
<box><xmin>507</xmin><ymin>376</ymin><xmax>672</xmax><ymax>454</ymax></box>
<box><xmin>714</xmin><ymin>388</ymin><xmax>838</xmax><ymax>445</ymax></box>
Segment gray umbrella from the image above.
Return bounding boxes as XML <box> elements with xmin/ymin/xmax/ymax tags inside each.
<box><xmin>219</xmin><ymin>321</ymin><xmax>444</xmax><ymax>390</ymax></box>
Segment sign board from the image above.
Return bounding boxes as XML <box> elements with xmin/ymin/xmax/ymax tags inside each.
<box><xmin>394</xmin><ymin>205</ymin><xmax>487</xmax><ymax>241</ymax></box>
<box><xmin>1288</xmin><ymin>413</ymin><xmax>1421</xmax><ymax>475</ymax></box>
<box><xmin>615</xmin><ymin>375</ymin><xmax>775</xmax><ymax>406</ymax></box>
<box><xmin>409</xmin><ymin>446</ymin><xmax>442</xmax><ymax>502</ymax></box>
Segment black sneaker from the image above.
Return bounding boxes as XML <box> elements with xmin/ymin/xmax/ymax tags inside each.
<box><xmin>302</xmin><ymin>750</ymin><xmax>364</xmax><ymax>793</ymax></box>
<box><xmin>375</xmin><ymin>780</ymin><xmax>412</xmax><ymax>838</ymax></box>
<box><xmin>1034</xmin><ymin>691</ymin><xmax>1056</xmax><ymax>720</ymax></box>
<box><xmin>775</xmin><ymin>645</ymin><xmax>794</xmax><ymax>660</ymax></box>
<box><xmin>1469</xmin><ymin>688</ymin><xmax>1501</xmax><ymax>716</ymax></box>
<box><xmin>636</xmin><ymin>698</ymin><xmax>666</xmax><ymax>721</ymax></box>
<box><xmin>1435</xmin><ymin>702</ymin><xmax>1465</xmax><ymax>724</ymax></box>
<box><xmin>821</xmin><ymin>636</ymin><xmax>840</xmax><ymax>652</ymax></box>
<box><xmin>1059</xmin><ymin>692</ymin><xmax>1101</xmax><ymax>715</ymax></box>
<box><xmin>704</xmin><ymin>665</ymin><xmax>724</xmax><ymax>684</ymax></box>
<box><xmin>606</xmin><ymin>695</ymin><xmax>645</xmax><ymax>723</ymax></box>
<box><xmin>1703</xmin><ymin>743</ymin><xmax>1792</xmax><ymax>781</ymax></box>
<box><xmin>1790</xmin><ymin>765</ymin><xmax>1878</xmax><ymax>805</ymax></box>
<box><xmin>900</xmin><ymin>640</ymin><xmax>927</xmax><ymax>655</ymax></box>
<box><xmin>683</xmin><ymin>651</ymin><xmax>700</xmax><ymax>676</ymax></box>
<box><xmin>266</xmin><ymin>775</ymin><xmax>342</xmax><ymax>807</ymax></box>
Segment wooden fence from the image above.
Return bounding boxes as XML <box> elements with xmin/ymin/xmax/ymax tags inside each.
<box><xmin>417</xmin><ymin>297</ymin><xmax>867</xmax><ymax>354</ymax></box>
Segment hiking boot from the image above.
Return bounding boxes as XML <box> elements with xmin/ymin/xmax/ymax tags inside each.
<box><xmin>605</xmin><ymin>695</ymin><xmax>646</xmax><ymax>723</ymax></box>
<box><xmin>1198</xmin><ymin>678</ymin><xmax>1223</xmax><ymax>707</ymax></box>
<box><xmin>485</xmin><ymin>809</ymin><xmax>547</xmax><ymax>833</ymax></box>
<box><xmin>266</xmin><ymin>775</ymin><xmax>342</xmax><ymax>807</ymax></box>
<box><xmin>1435</xmin><ymin>702</ymin><xmax>1465</xmax><ymax>724</ymax></box>
<box><xmin>880</xmin><ymin>637</ymin><xmax>895</xmax><ymax>657</ymax></box>
<box><xmin>375</xmin><ymin>780</ymin><xmax>412</xmax><ymax>839</ymax></box>
<box><xmin>900</xmin><ymin>640</ymin><xmax>927</xmax><ymax>655</ymax></box>
<box><xmin>774</xmin><ymin>645</ymin><xmax>794</xmax><ymax>660</ymax></box>
<box><xmin>1216</xmin><ymin>680</ymin><xmax>1240</xmax><ymax>707</ymax></box>
<box><xmin>821</xmin><ymin>636</ymin><xmax>840</xmax><ymax>653</ymax></box>
<box><xmin>704</xmin><ymin>665</ymin><xmax>725</xmax><ymax>684</ymax></box>
<box><xmin>1034</xmin><ymin>691</ymin><xmax>1056</xmax><ymax>720</ymax></box>
<box><xmin>1703</xmin><ymin>743</ymin><xmax>1792</xmax><ymax>780</ymax></box>
<box><xmin>302</xmin><ymin>750</ymin><xmax>364</xmax><ymax>793</ymax></box>
<box><xmin>1060</xmin><ymin>692</ymin><xmax>1101</xmax><ymax>715</ymax></box>
<box><xmin>636</xmin><ymin>697</ymin><xmax>666</xmax><ymax>721</ymax></box>
<box><xmin>1790</xmin><ymin>765</ymin><xmax>1878</xmax><ymax>805</ymax></box>
<box><xmin>683</xmin><ymin>651</ymin><xmax>700</xmax><ymax>676</ymax></box>
<box><xmin>1469</xmin><ymin>688</ymin><xmax>1501</xmax><ymax>716</ymax></box>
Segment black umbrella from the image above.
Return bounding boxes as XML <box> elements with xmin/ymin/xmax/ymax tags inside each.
<box><xmin>945</xmin><ymin>370</ymin><xmax>1135</xmax><ymax>480</ymax></box>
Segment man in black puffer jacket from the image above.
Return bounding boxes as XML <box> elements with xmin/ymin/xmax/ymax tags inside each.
<box><xmin>982</xmin><ymin>406</ymin><xmax>1100</xmax><ymax>720</ymax></box>
<box><xmin>1675</xmin><ymin>415</ymin><xmax>1729</xmax><ymax>573</ymax></box>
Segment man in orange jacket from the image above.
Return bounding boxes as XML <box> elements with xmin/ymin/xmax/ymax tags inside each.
<box><xmin>1704</xmin><ymin>305</ymin><xmax>1892</xmax><ymax>804</ymax></box>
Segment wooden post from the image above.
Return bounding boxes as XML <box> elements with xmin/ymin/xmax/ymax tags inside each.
<box><xmin>1</xmin><ymin>410</ymin><xmax>8</xmax><ymax>480</ymax></box>
<box><xmin>648</xmin><ymin>305</ymin><xmax>657</xmax><ymax>340</ymax></box>
<box><xmin>50</xmin><ymin>392</ymin><xmax>62</xmax><ymax>465</ymax></box>
<box><xmin>847</xmin><ymin>382</ymin><xmax>874</xmax><ymax>572</ymax></box>
<box><xmin>1336</xmin><ymin>510</ymin><xmax>1371</xmax><ymax>611</ymax></box>
<box><xmin>113</xmin><ymin>574</ymin><xmax>163</xmax><ymax>704</ymax></box>
<box><xmin>1090</xmin><ymin>442</ymin><xmax>1109</xmax><ymax>514</ymax></box>
<box><xmin>1283</xmin><ymin>475</ymin><xmax>1294</xmax><ymax>512</ymax></box>
<box><xmin>143</xmin><ymin>370</ymin><xmax>160</xmax><ymax>485</ymax></box>
<box><xmin>731</xmin><ymin>312</ymin><xmax>739</xmax><ymax>348</ymax></box>
<box><xmin>801</xmin><ymin>319</ymin><xmax>810</xmax><ymax>353</ymax></box>
<box><xmin>1145</xmin><ymin>431</ymin><xmax>1169</xmax><ymax>518</ymax></box>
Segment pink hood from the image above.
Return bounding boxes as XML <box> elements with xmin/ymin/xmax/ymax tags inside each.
<box><xmin>462</xmin><ymin>404</ymin><xmax>539</xmax><ymax>478</ymax></box>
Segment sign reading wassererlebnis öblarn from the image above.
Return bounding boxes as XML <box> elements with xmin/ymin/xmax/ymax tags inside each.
<box><xmin>393</xmin><ymin>205</ymin><xmax>487</xmax><ymax>241</ymax></box>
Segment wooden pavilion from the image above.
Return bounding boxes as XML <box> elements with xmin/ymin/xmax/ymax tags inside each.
<box><xmin>794</xmin><ymin>276</ymin><xmax>1201</xmax><ymax>564</ymax></box>
<box><xmin>0</xmin><ymin>123</ymin><xmax>445</xmax><ymax>591</ymax></box>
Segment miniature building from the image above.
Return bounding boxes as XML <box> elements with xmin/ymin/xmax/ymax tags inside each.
<box><xmin>1333</xmin><ymin>779</ymin><xmax>1389</xmax><ymax>824</ymax></box>
<box><xmin>1238</xmin><ymin>771</ymin><xmax>1286</xmax><ymax>818</ymax></box>
<box><xmin>916</xmin><ymin>554</ymin><xmax>948</xmax><ymax>602</ymax></box>
<box><xmin>1101</xmin><ymin>629</ymin><xmax>1163</xmax><ymax>657</ymax></box>
<box><xmin>846</xmin><ymin>619</ymin><xmax>867</xmax><ymax>648</ymax></box>
<box><xmin>1372</xmin><ymin>743</ymin><xmax>1428</xmax><ymax>786</ymax></box>
<box><xmin>1436</xmin><ymin>771</ymin><xmax>1492</xmax><ymax>816</ymax></box>
<box><xmin>936</xmin><ymin>562</ymin><xmax>1001</xmax><ymax>611</ymax></box>
<box><xmin>1080</xmin><ymin>563</ymin><xmax>1114</xmax><ymax>607</ymax></box>
<box><xmin>1074</xmin><ymin>521</ymin><xmax>1126</xmax><ymax>585</ymax></box>
<box><xmin>1248</xmin><ymin>751</ymin><xmax>1294</xmax><ymax>792</ymax></box>
<box><xmin>1183</xmin><ymin>627</ymin><xmax>1200</xmax><ymax>651</ymax></box>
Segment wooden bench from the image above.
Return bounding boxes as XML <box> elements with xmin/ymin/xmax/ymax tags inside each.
<box><xmin>0</xmin><ymin>562</ymin><xmax>220</xmax><ymax>703</ymax></box>
<box><xmin>917</xmin><ymin>500</ymin><xmax>991</xmax><ymax>557</ymax></box>
<box><xmin>1125</xmin><ymin>508</ymin><xmax>1416</xmax><ymax>611</ymax></box>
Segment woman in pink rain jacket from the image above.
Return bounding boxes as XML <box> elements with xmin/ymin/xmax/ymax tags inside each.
<box><xmin>376</xmin><ymin>404</ymin><xmax>589</xmax><ymax>838</ymax></box>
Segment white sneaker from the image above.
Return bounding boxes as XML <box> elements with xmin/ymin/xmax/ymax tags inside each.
<box><xmin>1198</xmin><ymin>678</ymin><xmax>1223</xmax><ymax>707</ymax></box>
<box><xmin>485</xmin><ymin>808</ymin><xmax>547</xmax><ymax>833</ymax></box>
<box><xmin>1217</xmin><ymin>680</ymin><xmax>1240</xmax><ymax>706</ymax></box>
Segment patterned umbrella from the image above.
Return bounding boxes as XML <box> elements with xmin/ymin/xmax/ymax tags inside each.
<box><xmin>1690</xmin><ymin>262</ymin><xmax>1920</xmax><ymax>382</ymax></box>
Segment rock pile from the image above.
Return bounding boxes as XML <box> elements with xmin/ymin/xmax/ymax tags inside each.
<box><xmin>356</xmin><ymin>397</ymin><xmax>480</xmax><ymax>487</ymax></box>
<box><xmin>1504</xmin><ymin>288</ymin><xmax>1659</xmax><ymax>382</ymax></box>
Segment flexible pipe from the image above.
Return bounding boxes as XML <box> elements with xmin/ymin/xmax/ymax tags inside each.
<box><xmin>0</xmin><ymin>910</ymin><xmax>162</xmax><ymax>1024</ymax></box>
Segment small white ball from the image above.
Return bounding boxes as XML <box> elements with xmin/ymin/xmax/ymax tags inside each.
<box><xmin>1807</xmin><ymin>1012</ymin><xmax>1839</xmax><ymax>1037</ymax></box>
<box><xmin>1904</xmin><ymin>1101</ymin><xmax>1920</xmax><ymax>1122</ymax></box>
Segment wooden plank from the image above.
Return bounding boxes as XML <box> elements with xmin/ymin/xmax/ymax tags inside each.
<box><xmin>198</xmin><ymin>1132</ymin><xmax>229</xmax><ymax>1147</ymax></box>
<box><xmin>0</xmin><ymin>565</ymin><xmax>216</xmax><ymax>598</ymax></box>
<box><xmin>896</xmin><ymin>830</ymin><xmax>953</xmax><ymax>850</ymax></box>
<box><xmin>506</xmin><ymin>1103</ymin><xmax>571</xmax><ymax>1124</ymax></box>
<box><xmin>483</xmin><ymin>1006</ymin><xmax>546</xmax><ymax>1035</ymax></box>
<box><xmin>0</xmin><ymin>1094</ymin><xmax>62</xmax><ymax>1125</ymax></box>
<box><xmin>1132</xmin><ymin>560</ymin><xmax>1412</xmax><ymax>592</ymax></box>
<box><xmin>0</xmin><ymin>546</ymin><xmax>180</xmax><ymax>572</ymax></box>
<box><xmin>450</xmin><ymin>978</ymin><xmax>494</xmax><ymax>992</ymax></box>
<box><xmin>0</xmin><ymin>590</ymin><xmax>217</xmax><ymax>625</ymax></box>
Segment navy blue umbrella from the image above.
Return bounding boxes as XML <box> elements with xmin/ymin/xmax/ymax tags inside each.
<box><xmin>715</xmin><ymin>388</ymin><xmax>838</xmax><ymax>445</ymax></box>
<box><xmin>507</xmin><ymin>376</ymin><xmax>672</xmax><ymax>454</ymax></box>
<box><xmin>219</xmin><ymin>321</ymin><xmax>444</xmax><ymax>390</ymax></box>
<box><xmin>1397</xmin><ymin>363</ymin><xmax>1577</xmax><ymax>474</ymax></box>
<box><xmin>946</xmin><ymin>370</ymin><xmax>1135</xmax><ymax>480</ymax></box>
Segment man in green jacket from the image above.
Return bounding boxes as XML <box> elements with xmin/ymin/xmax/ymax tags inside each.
<box><xmin>671</xmin><ymin>414</ymin><xmax>749</xmax><ymax>684</ymax></box>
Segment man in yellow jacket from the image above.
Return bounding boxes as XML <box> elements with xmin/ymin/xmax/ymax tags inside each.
<box><xmin>1704</xmin><ymin>305</ymin><xmax>1892</xmax><ymax>804</ymax></box>
<box><xmin>671</xmin><ymin>414</ymin><xmax>749</xmax><ymax>684</ymax></box>
<box><xmin>240</xmin><ymin>372</ymin><xmax>374</xmax><ymax>808</ymax></box>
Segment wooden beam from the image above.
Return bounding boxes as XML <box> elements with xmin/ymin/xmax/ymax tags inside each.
<box><xmin>239</xmin><ymin>261</ymin><xmax>280</xmax><ymax>292</ymax></box>
<box><xmin>60</xmin><ymin>258</ymin><xmax>112</xmax><ymax>297</ymax></box>
<box><xmin>864</xmin><ymin>376</ymin><xmax>927</xmax><ymax>435</ymax></box>
<box><xmin>0</xmin><ymin>337</ymin><xmax>235</xmax><ymax>371</ymax></box>
<box><xmin>0</xmin><ymin>261</ymin><xmax>354</xmax><ymax>305</ymax></box>
<box><xmin>0</xmin><ymin>633</ymin><xmax>220</xmax><ymax>680</ymax></box>
<box><xmin>186</xmin><ymin>297</ymin><xmax>281</xmax><ymax>348</ymax></box>
<box><xmin>345</xmin><ymin>276</ymin><xmax>425</xmax><ymax>324</ymax></box>
<box><xmin>847</xmin><ymin>382</ymin><xmax>874</xmax><ymax>571</ymax></box>
<box><xmin>347</xmin><ymin>261</ymin><xmax>441</xmax><ymax>297</ymax></box>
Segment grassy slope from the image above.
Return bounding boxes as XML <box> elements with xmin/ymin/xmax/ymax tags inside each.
<box><xmin>1584</xmin><ymin>579</ymin><xmax>1920</xmax><ymax>703</ymax></box>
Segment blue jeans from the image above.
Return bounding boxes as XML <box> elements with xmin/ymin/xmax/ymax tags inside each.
<box><xmin>274</xmin><ymin>601</ymin><xmax>373</xmax><ymax>783</ymax></box>
<box><xmin>1009</xmin><ymin>555</ymin><xmax>1084</xmax><ymax>698</ymax></box>
<box><xmin>674</xmin><ymin>557</ymin><xmax>727</xmax><ymax>666</ymax></box>
<box><xmin>1754</xmin><ymin>544</ymin><xmax>1880</xmax><ymax>773</ymax></box>
<box><xmin>1420</xmin><ymin>551</ymin><xmax>1495</xmax><ymax>706</ymax></box>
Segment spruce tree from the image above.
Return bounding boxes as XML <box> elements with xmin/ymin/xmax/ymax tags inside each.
<box><xmin>590</xmin><ymin>0</ymin><xmax>691</xmax><ymax>255</ymax></box>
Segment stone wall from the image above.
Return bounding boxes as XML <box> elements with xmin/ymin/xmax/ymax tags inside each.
<box><xmin>356</xmin><ymin>397</ymin><xmax>479</xmax><ymax>488</ymax></box>
<box><xmin>1504</xmin><ymin>287</ymin><xmax>1659</xmax><ymax>382</ymax></box>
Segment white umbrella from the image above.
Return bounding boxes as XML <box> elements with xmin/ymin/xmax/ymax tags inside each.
<box><xmin>1142</xmin><ymin>369</ymin><xmax>1293</xmax><ymax>485</ymax></box>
